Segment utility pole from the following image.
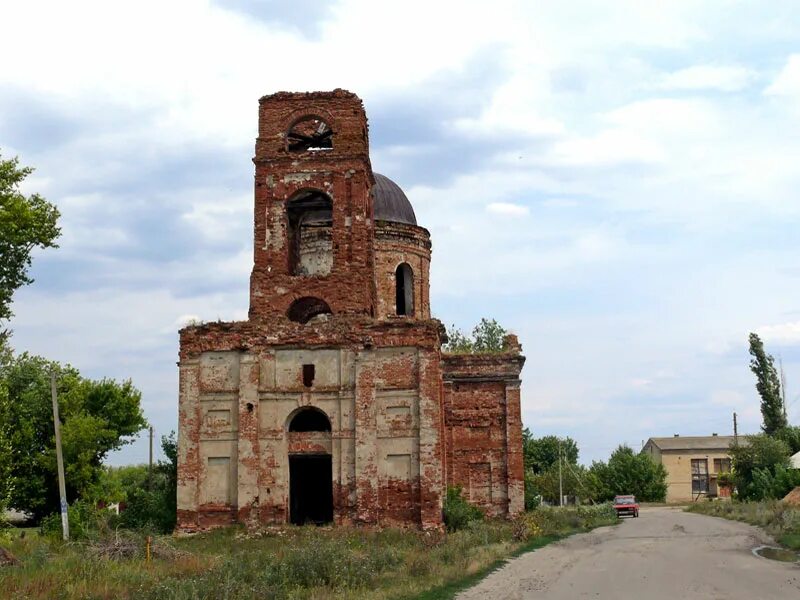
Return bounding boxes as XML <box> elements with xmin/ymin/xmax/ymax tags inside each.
<box><xmin>148</xmin><ymin>425</ymin><xmax>154</xmax><ymax>489</ymax></box>
<box><xmin>558</xmin><ymin>442</ymin><xmax>563</xmax><ymax>507</ymax></box>
<box><xmin>733</xmin><ymin>412</ymin><xmax>738</xmax><ymax>446</ymax></box>
<box><xmin>50</xmin><ymin>371</ymin><xmax>69</xmax><ymax>541</ymax></box>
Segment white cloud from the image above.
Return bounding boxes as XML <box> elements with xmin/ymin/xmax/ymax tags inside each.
<box><xmin>756</xmin><ymin>320</ymin><xmax>800</xmax><ymax>345</ymax></box>
<box><xmin>710</xmin><ymin>390</ymin><xmax>745</xmax><ymax>407</ymax></box>
<box><xmin>4</xmin><ymin>0</ymin><xmax>800</xmax><ymax>466</ymax></box>
<box><xmin>765</xmin><ymin>54</ymin><xmax>800</xmax><ymax>96</ymax></box>
<box><xmin>486</xmin><ymin>202</ymin><xmax>529</xmax><ymax>216</ymax></box>
<box><xmin>657</xmin><ymin>64</ymin><xmax>755</xmax><ymax>92</ymax></box>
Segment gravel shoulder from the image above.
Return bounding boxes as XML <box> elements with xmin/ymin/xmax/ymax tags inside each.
<box><xmin>456</xmin><ymin>506</ymin><xmax>800</xmax><ymax>600</ymax></box>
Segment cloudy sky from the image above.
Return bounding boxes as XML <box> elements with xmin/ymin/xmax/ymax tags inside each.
<box><xmin>3</xmin><ymin>0</ymin><xmax>800</xmax><ymax>464</ymax></box>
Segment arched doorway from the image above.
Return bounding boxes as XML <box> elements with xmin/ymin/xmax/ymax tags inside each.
<box><xmin>287</xmin><ymin>407</ymin><xmax>333</xmax><ymax>525</ymax></box>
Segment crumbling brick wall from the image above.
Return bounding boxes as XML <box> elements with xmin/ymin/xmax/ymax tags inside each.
<box><xmin>177</xmin><ymin>318</ymin><xmax>445</xmax><ymax>530</ymax></box>
<box><xmin>374</xmin><ymin>221</ymin><xmax>432</xmax><ymax>320</ymax></box>
<box><xmin>176</xmin><ymin>89</ymin><xmax>525</xmax><ymax>532</ymax></box>
<box><xmin>441</xmin><ymin>338</ymin><xmax>525</xmax><ymax>517</ymax></box>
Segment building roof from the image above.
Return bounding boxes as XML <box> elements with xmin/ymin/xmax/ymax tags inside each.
<box><xmin>645</xmin><ymin>435</ymin><xmax>739</xmax><ymax>451</ymax></box>
<box><xmin>791</xmin><ymin>451</ymin><xmax>800</xmax><ymax>469</ymax></box>
<box><xmin>373</xmin><ymin>173</ymin><xmax>417</xmax><ymax>225</ymax></box>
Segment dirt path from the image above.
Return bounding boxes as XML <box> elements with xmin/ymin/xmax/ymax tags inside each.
<box><xmin>456</xmin><ymin>507</ymin><xmax>800</xmax><ymax>599</ymax></box>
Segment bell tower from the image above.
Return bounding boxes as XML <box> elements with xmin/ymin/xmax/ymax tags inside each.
<box><xmin>249</xmin><ymin>90</ymin><xmax>377</xmax><ymax>322</ymax></box>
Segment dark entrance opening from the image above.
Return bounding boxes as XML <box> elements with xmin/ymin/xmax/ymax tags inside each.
<box><xmin>289</xmin><ymin>454</ymin><xmax>333</xmax><ymax>525</ymax></box>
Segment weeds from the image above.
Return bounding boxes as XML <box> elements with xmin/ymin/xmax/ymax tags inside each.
<box><xmin>1</xmin><ymin>508</ymin><xmax>616</xmax><ymax>600</ymax></box>
<box><xmin>686</xmin><ymin>500</ymin><xmax>800</xmax><ymax>550</ymax></box>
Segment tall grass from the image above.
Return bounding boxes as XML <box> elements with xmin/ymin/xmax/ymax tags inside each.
<box><xmin>0</xmin><ymin>506</ymin><xmax>618</xmax><ymax>600</ymax></box>
<box><xmin>686</xmin><ymin>500</ymin><xmax>800</xmax><ymax>550</ymax></box>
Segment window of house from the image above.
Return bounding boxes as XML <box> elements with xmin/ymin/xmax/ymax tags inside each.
<box><xmin>691</xmin><ymin>458</ymin><xmax>709</xmax><ymax>493</ymax></box>
<box><xmin>713</xmin><ymin>458</ymin><xmax>731</xmax><ymax>473</ymax></box>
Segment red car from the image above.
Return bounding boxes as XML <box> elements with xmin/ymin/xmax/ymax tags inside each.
<box><xmin>613</xmin><ymin>495</ymin><xmax>639</xmax><ymax>518</ymax></box>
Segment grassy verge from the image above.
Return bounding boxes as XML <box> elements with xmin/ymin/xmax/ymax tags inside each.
<box><xmin>685</xmin><ymin>500</ymin><xmax>800</xmax><ymax>550</ymax></box>
<box><xmin>0</xmin><ymin>505</ymin><xmax>617</xmax><ymax>600</ymax></box>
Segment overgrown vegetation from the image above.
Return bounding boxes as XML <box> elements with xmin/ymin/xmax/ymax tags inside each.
<box><xmin>686</xmin><ymin>500</ymin><xmax>800</xmax><ymax>551</ymax></box>
<box><xmin>442</xmin><ymin>318</ymin><xmax>509</xmax><ymax>354</ymax></box>
<box><xmin>729</xmin><ymin>434</ymin><xmax>800</xmax><ymax>500</ymax></box>
<box><xmin>522</xmin><ymin>430</ymin><xmax>668</xmax><ymax>505</ymax></box>
<box><xmin>0</xmin><ymin>352</ymin><xmax>147</xmax><ymax>521</ymax></box>
<box><xmin>0</xmin><ymin>503</ymin><xmax>618</xmax><ymax>600</ymax></box>
<box><xmin>443</xmin><ymin>486</ymin><xmax>484</xmax><ymax>531</ymax></box>
<box><xmin>722</xmin><ymin>333</ymin><xmax>800</xmax><ymax>501</ymax></box>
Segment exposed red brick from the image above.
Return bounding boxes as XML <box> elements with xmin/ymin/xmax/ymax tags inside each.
<box><xmin>176</xmin><ymin>90</ymin><xmax>526</xmax><ymax>532</ymax></box>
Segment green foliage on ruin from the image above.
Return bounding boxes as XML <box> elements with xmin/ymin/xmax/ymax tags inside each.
<box><xmin>442</xmin><ymin>485</ymin><xmax>484</xmax><ymax>532</ymax></box>
<box><xmin>442</xmin><ymin>318</ymin><xmax>508</xmax><ymax>354</ymax></box>
<box><xmin>0</xmin><ymin>151</ymin><xmax>61</xmax><ymax>335</ymax></box>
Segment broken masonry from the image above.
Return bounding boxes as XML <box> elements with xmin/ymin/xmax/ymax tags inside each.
<box><xmin>177</xmin><ymin>90</ymin><xmax>526</xmax><ymax>530</ymax></box>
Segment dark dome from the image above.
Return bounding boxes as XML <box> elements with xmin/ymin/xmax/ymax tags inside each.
<box><xmin>372</xmin><ymin>173</ymin><xmax>416</xmax><ymax>225</ymax></box>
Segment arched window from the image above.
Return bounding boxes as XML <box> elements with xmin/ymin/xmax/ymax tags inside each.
<box><xmin>287</xmin><ymin>190</ymin><xmax>333</xmax><ymax>276</ymax></box>
<box><xmin>287</xmin><ymin>116</ymin><xmax>333</xmax><ymax>152</ymax></box>
<box><xmin>395</xmin><ymin>263</ymin><xmax>414</xmax><ymax>316</ymax></box>
<box><xmin>287</xmin><ymin>296</ymin><xmax>332</xmax><ymax>324</ymax></box>
<box><xmin>288</xmin><ymin>407</ymin><xmax>332</xmax><ymax>432</ymax></box>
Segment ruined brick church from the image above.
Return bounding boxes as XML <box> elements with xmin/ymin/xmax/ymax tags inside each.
<box><xmin>177</xmin><ymin>90</ymin><xmax>525</xmax><ymax>530</ymax></box>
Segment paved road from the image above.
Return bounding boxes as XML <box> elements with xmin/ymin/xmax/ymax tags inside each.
<box><xmin>457</xmin><ymin>507</ymin><xmax>800</xmax><ymax>599</ymax></box>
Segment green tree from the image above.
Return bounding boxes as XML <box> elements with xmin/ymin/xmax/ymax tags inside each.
<box><xmin>472</xmin><ymin>318</ymin><xmax>507</xmax><ymax>352</ymax></box>
<box><xmin>529</xmin><ymin>462</ymin><xmax>592</xmax><ymax>505</ymax></box>
<box><xmin>729</xmin><ymin>434</ymin><xmax>792</xmax><ymax>500</ymax></box>
<box><xmin>748</xmin><ymin>332</ymin><xmax>787</xmax><ymax>435</ymax></box>
<box><xmin>775</xmin><ymin>425</ymin><xmax>800</xmax><ymax>455</ymax></box>
<box><xmin>442</xmin><ymin>324</ymin><xmax>474</xmax><ymax>353</ymax></box>
<box><xmin>442</xmin><ymin>318</ymin><xmax>509</xmax><ymax>354</ymax></box>
<box><xmin>120</xmin><ymin>432</ymin><xmax>178</xmax><ymax>533</ymax></box>
<box><xmin>0</xmin><ymin>152</ymin><xmax>61</xmax><ymax>335</ymax></box>
<box><xmin>1</xmin><ymin>352</ymin><xmax>147</xmax><ymax>520</ymax></box>
<box><xmin>0</xmin><ymin>375</ymin><xmax>13</xmax><ymax>518</ymax></box>
<box><xmin>589</xmin><ymin>445</ymin><xmax>667</xmax><ymax>502</ymax></box>
<box><xmin>522</xmin><ymin>429</ymin><xmax>579</xmax><ymax>473</ymax></box>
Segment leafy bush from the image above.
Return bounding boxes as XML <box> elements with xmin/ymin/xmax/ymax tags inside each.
<box><xmin>730</xmin><ymin>434</ymin><xmax>793</xmax><ymax>500</ymax></box>
<box><xmin>589</xmin><ymin>445</ymin><xmax>667</xmax><ymax>502</ymax></box>
<box><xmin>442</xmin><ymin>485</ymin><xmax>484</xmax><ymax>532</ymax></box>
<box><xmin>40</xmin><ymin>499</ymin><xmax>118</xmax><ymax>540</ymax></box>
<box><xmin>442</xmin><ymin>318</ymin><xmax>509</xmax><ymax>354</ymax></box>
<box><xmin>524</xmin><ymin>469</ymin><xmax>541</xmax><ymax>510</ymax></box>
<box><xmin>119</xmin><ymin>433</ymin><xmax>177</xmax><ymax>533</ymax></box>
<box><xmin>513</xmin><ymin>504</ymin><xmax>616</xmax><ymax>541</ymax></box>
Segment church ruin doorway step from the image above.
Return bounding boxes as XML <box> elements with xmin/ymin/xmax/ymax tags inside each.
<box><xmin>289</xmin><ymin>454</ymin><xmax>333</xmax><ymax>525</ymax></box>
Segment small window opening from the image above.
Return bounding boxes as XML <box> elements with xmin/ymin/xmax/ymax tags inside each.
<box><xmin>287</xmin><ymin>116</ymin><xmax>333</xmax><ymax>152</ymax></box>
<box><xmin>395</xmin><ymin>263</ymin><xmax>414</xmax><ymax>316</ymax></box>
<box><xmin>288</xmin><ymin>407</ymin><xmax>331</xmax><ymax>432</ymax></box>
<box><xmin>302</xmin><ymin>364</ymin><xmax>315</xmax><ymax>388</ymax></box>
<box><xmin>246</xmin><ymin>402</ymin><xmax>254</xmax><ymax>413</ymax></box>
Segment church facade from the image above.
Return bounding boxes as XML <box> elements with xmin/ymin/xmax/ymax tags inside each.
<box><xmin>176</xmin><ymin>90</ymin><xmax>525</xmax><ymax>530</ymax></box>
